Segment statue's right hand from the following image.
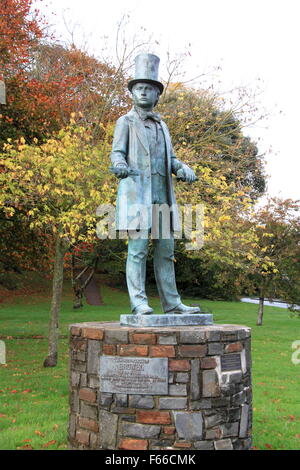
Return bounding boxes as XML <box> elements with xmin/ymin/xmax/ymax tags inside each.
<box><xmin>114</xmin><ymin>165</ymin><xmax>129</xmax><ymax>179</ymax></box>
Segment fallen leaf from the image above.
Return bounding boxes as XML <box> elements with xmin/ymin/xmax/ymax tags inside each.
<box><xmin>10</xmin><ymin>390</ymin><xmax>17</xmax><ymax>394</ymax></box>
<box><xmin>22</xmin><ymin>439</ymin><xmax>32</xmax><ymax>443</ymax></box>
<box><xmin>265</xmin><ymin>443</ymin><xmax>274</xmax><ymax>449</ymax></box>
<box><xmin>21</xmin><ymin>389</ymin><xmax>32</xmax><ymax>394</ymax></box>
<box><xmin>42</xmin><ymin>440</ymin><xmax>56</xmax><ymax>448</ymax></box>
<box><xmin>17</xmin><ymin>444</ymin><xmax>33</xmax><ymax>450</ymax></box>
<box><xmin>53</xmin><ymin>424</ymin><xmax>59</xmax><ymax>431</ymax></box>
<box><xmin>295</xmin><ymin>434</ymin><xmax>300</xmax><ymax>439</ymax></box>
<box><xmin>35</xmin><ymin>430</ymin><xmax>45</xmax><ymax>437</ymax></box>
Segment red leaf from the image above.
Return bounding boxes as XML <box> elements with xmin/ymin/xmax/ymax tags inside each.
<box><xmin>42</xmin><ymin>440</ymin><xmax>56</xmax><ymax>448</ymax></box>
<box><xmin>18</xmin><ymin>444</ymin><xmax>33</xmax><ymax>450</ymax></box>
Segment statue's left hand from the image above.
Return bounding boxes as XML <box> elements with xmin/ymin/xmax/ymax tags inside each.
<box><xmin>177</xmin><ymin>165</ymin><xmax>197</xmax><ymax>183</ymax></box>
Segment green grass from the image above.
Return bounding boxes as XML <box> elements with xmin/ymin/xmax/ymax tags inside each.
<box><xmin>0</xmin><ymin>283</ymin><xmax>300</xmax><ymax>450</ymax></box>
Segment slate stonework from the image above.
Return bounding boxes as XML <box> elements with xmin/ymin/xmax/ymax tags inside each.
<box><xmin>68</xmin><ymin>322</ymin><xmax>252</xmax><ymax>450</ymax></box>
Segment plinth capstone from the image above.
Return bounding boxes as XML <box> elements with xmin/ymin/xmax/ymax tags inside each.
<box><xmin>68</xmin><ymin>322</ymin><xmax>252</xmax><ymax>450</ymax></box>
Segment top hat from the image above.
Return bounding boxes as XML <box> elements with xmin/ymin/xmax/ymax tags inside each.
<box><xmin>128</xmin><ymin>53</ymin><xmax>164</xmax><ymax>95</ymax></box>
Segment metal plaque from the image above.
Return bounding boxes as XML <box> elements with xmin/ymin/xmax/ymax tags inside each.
<box><xmin>0</xmin><ymin>81</ymin><xmax>6</xmax><ymax>105</ymax></box>
<box><xmin>100</xmin><ymin>356</ymin><xmax>168</xmax><ymax>395</ymax></box>
<box><xmin>221</xmin><ymin>353</ymin><xmax>242</xmax><ymax>372</ymax></box>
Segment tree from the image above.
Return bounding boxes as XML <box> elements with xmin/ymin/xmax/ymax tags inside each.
<box><xmin>0</xmin><ymin>0</ymin><xmax>44</xmax><ymax>77</ymax></box>
<box><xmin>158</xmin><ymin>83</ymin><xmax>266</xmax><ymax>202</ymax></box>
<box><xmin>242</xmin><ymin>198</ymin><xmax>300</xmax><ymax>325</ymax></box>
<box><xmin>29</xmin><ymin>43</ymin><xmax>131</xmax><ymax>129</ymax></box>
<box><xmin>1</xmin><ymin>43</ymin><xmax>131</xmax><ymax>145</ymax></box>
<box><xmin>0</xmin><ymin>0</ymin><xmax>46</xmax><ymax>143</ymax></box>
<box><xmin>0</xmin><ymin>121</ymin><xmax>115</xmax><ymax>365</ymax></box>
<box><xmin>0</xmin><ymin>216</ymin><xmax>51</xmax><ymax>288</ymax></box>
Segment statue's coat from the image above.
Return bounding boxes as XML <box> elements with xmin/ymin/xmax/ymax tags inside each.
<box><xmin>110</xmin><ymin>108</ymin><xmax>182</xmax><ymax>231</ymax></box>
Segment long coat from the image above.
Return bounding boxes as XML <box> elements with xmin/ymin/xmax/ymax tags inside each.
<box><xmin>110</xmin><ymin>108</ymin><xmax>183</xmax><ymax>231</ymax></box>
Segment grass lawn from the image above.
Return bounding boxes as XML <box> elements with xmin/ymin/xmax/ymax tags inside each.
<box><xmin>0</xmin><ymin>283</ymin><xmax>300</xmax><ymax>450</ymax></box>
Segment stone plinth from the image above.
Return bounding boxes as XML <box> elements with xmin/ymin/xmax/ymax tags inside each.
<box><xmin>68</xmin><ymin>322</ymin><xmax>252</xmax><ymax>450</ymax></box>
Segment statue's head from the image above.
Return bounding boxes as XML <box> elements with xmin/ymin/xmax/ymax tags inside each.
<box><xmin>128</xmin><ymin>53</ymin><xmax>163</xmax><ymax>109</ymax></box>
<box><xmin>131</xmin><ymin>82</ymin><xmax>160</xmax><ymax>109</ymax></box>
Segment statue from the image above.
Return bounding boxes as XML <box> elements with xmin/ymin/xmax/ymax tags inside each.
<box><xmin>110</xmin><ymin>53</ymin><xmax>200</xmax><ymax>316</ymax></box>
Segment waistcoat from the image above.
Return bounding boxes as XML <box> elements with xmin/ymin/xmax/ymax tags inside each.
<box><xmin>144</xmin><ymin>119</ymin><xmax>167</xmax><ymax>176</ymax></box>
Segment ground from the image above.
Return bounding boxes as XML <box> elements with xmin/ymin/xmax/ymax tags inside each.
<box><xmin>0</xmin><ymin>281</ymin><xmax>299</xmax><ymax>450</ymax></box>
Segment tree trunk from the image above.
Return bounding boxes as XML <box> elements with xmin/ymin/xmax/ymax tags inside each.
<box><xmin>256</xmin><ymin>289</ymin><xmax>264</xmax><ymax>326</ymax></box>
<box><xmin>84</xmin><ymin>273</ymin><xmax>104</xmax><ymax>306</ymax></box>
<box><xmin>43</xmin><ymin>236</ymin><xmax>66</xmax><ymax>367</ymax></box>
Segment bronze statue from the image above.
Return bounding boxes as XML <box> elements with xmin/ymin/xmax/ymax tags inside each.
<box><xmin>110</xmin><ymin>53</ymin><xmax>200</xmax><ymax>316</ymax></box>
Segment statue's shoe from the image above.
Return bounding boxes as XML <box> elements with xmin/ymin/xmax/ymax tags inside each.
<box><xmin>166</xmin><ymin>303</ymin><xmax>201</xmax><ymax>315</ymax></box>
<box><xmin>133</xmin><ymin>304</ymin><xmax>154</xmax><ymax>315</ymax></box>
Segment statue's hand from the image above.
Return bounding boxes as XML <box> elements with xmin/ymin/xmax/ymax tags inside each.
<box><xmin>114</xmin><ymin>164</ymin><xmax>129</xmax><ymax>179</ymax></box>
<box><xmin>177</xmin><ymin>165</ymin><xmax>197</xmax><ymax>183</ymax></box>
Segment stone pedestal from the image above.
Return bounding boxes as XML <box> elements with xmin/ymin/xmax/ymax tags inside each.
<box><xmin>68</xmin><ymin>322</ymin><xmax>252</xmax><ymax>450</ymax></box>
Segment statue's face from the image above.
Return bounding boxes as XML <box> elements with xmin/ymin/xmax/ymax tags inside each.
<box><xmin>131</xmin><ymin>82</ymin><xmax>159</xmax><ymax>109</ymax></box>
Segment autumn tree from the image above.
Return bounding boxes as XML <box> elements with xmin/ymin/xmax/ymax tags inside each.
<box><xmin>0</xmin><ymin>0</ymin><xmax>43</xmax><ymax>76</ymax></box>
<box><xmin>158</xmin><ymin>83</ymin><xmax>266</xmax><ymax>202</ymax></box>
<box><xmin>0</xmin><ymin>0</ymin><xmax>45</xmax><ymax>140</ymax></box>
<box><xmin>242</xmin><ymin>198</ymin><xmax>300</xmax><ymax>325</ymax></box>
<box><xmin>0</xmin><ymin>2</ymin><xmax>131</xmax><ymax>288</ymax></box>
<box><xmin>1</xmin><ymin>43</ymin><xmax>131</xmax><ymax>145</ymax></box>
<box><xmin>29</xmin><ymin>43</ymin><xmax>131</xmax><ymax>128</ymax></box>
<box><xmin>0</xmin><ymin>1</ymin><xmax>132</xmax><ymax>145</ymax></box>
<box><xmin>0</xmin><ymin>121</ymin><xmax>115</xmax><ymax>365</ymax></box>
<box><xmin>0</xmin><ymin>216</ymin><xmax>52</xmax><ymax>289</ymax></box>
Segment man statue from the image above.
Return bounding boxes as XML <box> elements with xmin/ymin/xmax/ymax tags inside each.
<box><xmin>110</xmin><ymin>53</ymin><xmax>200</xmax><ymax>316</ymax></box>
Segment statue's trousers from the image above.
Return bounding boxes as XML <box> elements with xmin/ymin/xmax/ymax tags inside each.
<box><xmin>126</xmin><ymin>174</ymin><xmax>181</xmax><ymax>312</ymax></box>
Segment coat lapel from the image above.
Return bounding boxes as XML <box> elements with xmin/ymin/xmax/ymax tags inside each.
<box><xmin>128</xmin><ymin>109</ymin><xmax>149</xmax><ymax>154</ymax></box>
<box><xmin>160</xmin><ymin>120</ymin><xmax>172</xmax><ymax>173</ymax></box>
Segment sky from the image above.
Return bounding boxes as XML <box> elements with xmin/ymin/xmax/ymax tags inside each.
<box><xmin>39</xmin><ymin>0</ymin><xmax>300</xmax><ymax>201</ymax></box>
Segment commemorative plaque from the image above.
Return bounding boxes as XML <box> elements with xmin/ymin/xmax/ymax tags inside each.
<box><xmin>99</xmin><ymin>356</ymin><xmax>168</xmax><ymax>395</ymax></box>
<box><xmin>0</xmin><ymin>80</ymin><xmax>6</xmax><ymax>105</ymax></box>
<box><xmin>221</xmin><ymin>353</ymin><xmax>242</xmax><ymax>372</ymax></box>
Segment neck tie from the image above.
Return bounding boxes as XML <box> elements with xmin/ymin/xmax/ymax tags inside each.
<box><xmin>135</xmin><ymin>107</ymin><xmax>161</xmax><ymax>123</ymax></box>
<box><xmin>145</xmin><ymin>111</ymin><xmax>161</xmax><ymax>123</ymax></box>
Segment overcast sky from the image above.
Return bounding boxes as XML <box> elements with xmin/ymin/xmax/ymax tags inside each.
<box><xmin>39</xmin><ymin>0</ymin><xmax>300</xmax><ymax>201</ymax></box>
